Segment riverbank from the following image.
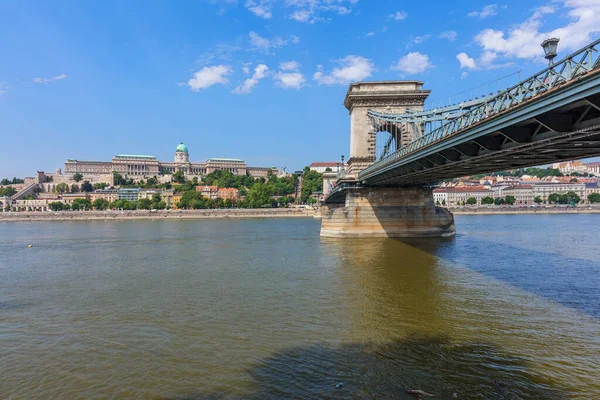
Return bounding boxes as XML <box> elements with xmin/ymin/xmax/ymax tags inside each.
<box><xmin>0</xmin><ymin>207</ymin><xmax>317</xmax><ymax>222</ymax></box>
<box><xmin>448</xmin><ymin>206</ymin><xmax>600</xmax><ymax>215</ymax></box>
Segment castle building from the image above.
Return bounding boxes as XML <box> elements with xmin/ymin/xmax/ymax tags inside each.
<box><xmin>63</xmin><ymin>143</ymin><xmax>279</xmax><ymax>179</ymax></box>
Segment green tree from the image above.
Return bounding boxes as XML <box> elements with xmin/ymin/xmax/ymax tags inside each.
<box><xmin>72</xmin><ymin>172</ymin><xmax>84</xmax><ymax>182</ymax></box>
<box><xmin>173</xmin><ymin>170</ymin><xmax>185</xmax><ymax>184</ymax></box>
<box><xmin>300</xmin><ymin>167</ymin><xmax>323</xmax><ymax>203</ymax></box>
<box><xmin>248</xmin><ymin>182</ymin><xmax>271</xmax><ymax>208</ymax></box>
<box><xmin>81</xmin><ymin>181</ymin><xmax>93</xmax><ymax>192</ymax></box>
<box><xmin>441</xmin><ymin>199</ymin><xmax>446</xmax><ymax>206</ymax></box>
<box><xmin>570</xmin><ymin>178</ymin><xmax>578</xmax><ymax>183</ymax></box>
<box><xmin>155</xmin><ymin>200</ymin><xmax>167</xmax><ymax>210</ymax></box>
<box><xmin>481</xmin><ymin>196</ymin><xmax>494</xmax><ymax>205</ymax></box>
<box><xmin>505</xmin><ymin>195</ymin><xmax>516</xmax><ymax>205</ymax></box>
<box><xmin>150</xmin><ymin>193</ymin><xmax>162</xmax><ymax>209</ymax></box>
<box><xmin>49</xmin><ymin>201</ymin><xmax>66</xmax><ymax>211</ymax></box>
<box><xmin>93</xmin><ymin>182</ymin><xmax>108</xmax><ymax>190</ymax></box>
<box><xmin>113</xmin><ymin>172</ymin><xmax>126</xmax><ymax>186</ymax></box>
<box><xmin>138</xmin><ymin>198</ymin><xmax>152</xmax><ymax>210</ymax></box>
<box><xmin>55</xmin><ymin>183</ymin><xmax>69</xmax><ymax>193</ymax></box>
<box><xmin>278</xmin><ymin>196</ymin><xmax>290</xmax><ymax>206</ymax></box>
<box><xmin>564</xmin><ymin>191</ymin><xmax>581</xmax><ymax>204</ymax></box>
<box><xmin>494</xmin><ymin>197</ymin><xmax>505</xmax><ymax>205</ymax></box>
<box><xmin>71</xmin><ymin>184</ymin><xmax>80</xmax><ymax>193</ymax></box>
<box><xmin>466</xmin><ymin>197</ymin><xmax>477</xmax><ymax>205</ymax></box>
<box><xmin>534</xmin><ymin>196</ymin><xmax>543</xmax><ymax>204</ymax></box>
<box><xmin>93</xmin><ymin>198</ymin><xmax>110</xmax><ymax>210</ymax></box>
<box><xmin>71</xmin><ymin>198</ymin><xmax>92</xmax><ymax>210</ymax></box>
<box><xmin>548</xmin><ymin>193</ymin><xmax>560</xmax><ymax>204</ymax></box>
<box><xmin>0</xmin><ymin>187</ymin><xmax>17</xmax><ymax>197</ymax></box>
<box><xmin>224</xmin><ymin>198</ymin><xmax>233</xmax><ymax>208</ymax></box>
<box><xmin>588</xmin><ymin>193</ymin><xmax>600</xmax><ymax>203</ymax></box>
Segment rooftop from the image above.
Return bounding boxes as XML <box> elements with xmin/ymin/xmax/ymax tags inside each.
<box><xmin>113</xmin><ymin>154</ymin><xmax>157</xmax><ymax>160</ymax></box>
<box><xmin>310</xmin><ymin>162</ymin><xmax>343</xmax><ymax>167</ymax></box>
<box><xmin>207</xmin><ymin>158</ymin><xmax>245</xmax><ymax>163</ymax></box>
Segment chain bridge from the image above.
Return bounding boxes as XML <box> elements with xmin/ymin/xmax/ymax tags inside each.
<box><xmin>320</xmin><ymin>38</ymin><xmax>600</xmax><ymax>238</ymax></box>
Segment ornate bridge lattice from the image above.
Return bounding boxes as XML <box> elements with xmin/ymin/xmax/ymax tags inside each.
<box><xmin>358</xmin><ymin>38</ymin><xmax>600</xmax><ymax>186</ymax></box>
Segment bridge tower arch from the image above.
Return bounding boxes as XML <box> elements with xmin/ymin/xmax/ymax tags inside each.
<box><xmin>344</xmin><ymin>81</ymin><xmax>430</xmax><ymax>178</ymax></box>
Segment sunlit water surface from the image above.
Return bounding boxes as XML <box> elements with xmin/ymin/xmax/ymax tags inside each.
<box><xmin>0</xmin><ymin>215</ymin><xmax>599</xmax><ymax>399</ymax></box>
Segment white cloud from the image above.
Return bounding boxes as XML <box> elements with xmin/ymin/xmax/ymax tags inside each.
<box><xmin>242</xmin><ymin>62</ymin><xmax>252</xmax><ymax>74</ymax></box>
<box><xmin>273</xmin><ymin>60</ymin><xmax>306</xmax><ymax>89</ymax></box>
<box><xmin>439</xmin><ymin>30</ymin><xmax>458</xmax><ymax>41</ymax></box>
<box><xmin>33</xmin><ymin>73</ymin><xmax>68</xmax><ymax>84</ymax></box>
<box><xmin>245</xmin><ymin>0</ymin><xmax>273</xmax><ymax>19</ymax></box>
<box><xmin>248</xmin><ymin>31</ymin><xmax>298</xmax><ymax>53</ymax></box>
<box><xmin>389</xmin><ymin>11</ymin><xmax>408</xmax><ymax>20</ymax></box>
<box><xmin>280</xmin><ymin>61</ymin><xmax>300</xmax><ymax>71</ymax></box>
<box><xmin>285</xmin><ymin>0</ymin><xmax>357</xmax><ymax>23</ymax></box>
<box><xmin>289</xmin><ymin>9</ymin><xmax>312</xmax><ymax>22</ymax></box>
<box><xmin>461</xmin><ymin>71</ymin><xmax>469</xmax><ymax>80</ymax></box>
<box><xmin>457</xmin><ymin>52</ymin><xmax>476</xmax><ymax>69</ymax></box>
<box><xmin>274</xmin><ymin>71</ymin><xmax>306</xmax><ymax>89</ymax></box>
<box><xmin>188</xmin><ymin>65</ymin><xmax>232</xmax><ymax>91</ymax></box>
<box><xmin>391</xmin><ymin>52</ymin><xmax>434</xmax><ymax>75</ymax></box>
<box><xmin>412</xmin><ymin>34</ymin><xmax>431</xmax><ymax>44</ymax></box>
<box><xmin>455</xmin><ymin>50</ymin><xmax>508</xmax><ymax>70</ymax></box>
<box><xmin>468</xmin><ymin>4</ymin><xmax>499</xmax><ymax>19</ymax></box>
<box><xmin>234</xmin><ymin>64</ymin><xmax>269</xmax><ymax>94</ymax></box>
<box><xmin>467</xmin><ymin>1</ymin><xmax>600</xmax><ymax>66</ymax></box>
<box><xmin>313</xmin><ymin>55</ymin><xmax>375</xmax><ymax>85</ymax></box>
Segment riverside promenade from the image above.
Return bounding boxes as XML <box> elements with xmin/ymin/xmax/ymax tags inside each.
<box><xmin>0</xmin><ymin>208</ymin><xmax>317</xmax><ymax>222</ymax></box>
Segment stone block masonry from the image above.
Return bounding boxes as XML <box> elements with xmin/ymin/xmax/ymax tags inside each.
<box><xmin>320</xmin><ymin>186</ymin><xmax>455</xmax><ymax>238</ymax></box>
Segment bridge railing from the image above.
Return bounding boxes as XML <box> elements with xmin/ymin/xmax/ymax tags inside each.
<box><xmin>360</xmin><ymin>38</ymin><xmax>600</xmax><ymax>179</ymax></box>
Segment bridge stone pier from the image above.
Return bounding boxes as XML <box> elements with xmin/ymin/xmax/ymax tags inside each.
<box><xmin>321</xmin><ymin>81</ymin><xmax>455</xmax><ymax>238</ymax></box>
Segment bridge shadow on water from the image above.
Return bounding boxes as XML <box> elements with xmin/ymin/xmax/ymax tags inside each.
<box><xmin>163</xmin><ymin>335</ymin><xmax>567</xmax><ymax>399</ymax></box>
<box><xmin>397</xmin><ymin>234</ymin><xmax>600</xmax><ymax>319</ymax></box>
<box><xmin>157</xmin><ymin>235</ymin><xmax>587</xmax><ymax>400</ymax></box>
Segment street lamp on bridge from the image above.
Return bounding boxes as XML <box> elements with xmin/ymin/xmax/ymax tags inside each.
<box><xmin>541</xmin><ymin>38</ymin><xmax>560</xmax><ymax>66</ymax></box>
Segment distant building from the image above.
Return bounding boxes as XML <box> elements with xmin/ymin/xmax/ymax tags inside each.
<box><xmin>89</xmin><ymin>189</ymin><xmax>119</xmax><ymax>203</ymax></box>
<box><xmin>585</xmin><ymin>181</ymin><xmax>600</xmax><ymax>201</ymax></box>
<box><xmin>64</xmin><ymin>143</ymin><xmax>281</xmax><ymax>180</ymax></box>
<box><xmin>309</xmin><ymin>162</ymin><xmax>345</xmax><ymax>173</ymax></box>
<box><xmin>195</xmin><ymin>186</ymin><xmax>240</xmax><ymax>201</ymax></box>
<box><xmin>502</xmin><ymin>184</ymin><xmax>534</xmax><ymax>204</ymax></box>
<box><xmin>531</xmin><ymin>182</ymin><xmax>585</xmax><ymax>202</ymax></box>
<box><xmin>217</xmin><ymin>188</ymin><xmax>240</xmax><ymax>201</ymax></box>
<box><xmin>433</xmin><ymin>186</ymin><xmax>492</xmax><ymax>206</ymax></box>
<box><xmin>118</xmin><ymin>188</ymin><xmax>140</xmax><ymax>202</ymax></box>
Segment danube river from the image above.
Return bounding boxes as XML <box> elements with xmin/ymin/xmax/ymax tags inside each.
<box><xmin>1</xmin><ymin>215</ymin><xmax>599</xmax><ymax>399</ymax></box>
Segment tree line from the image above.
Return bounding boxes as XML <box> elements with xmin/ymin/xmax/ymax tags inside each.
<box><xmin>438</xmin><ymin>191</ymin><xmax>596</xmax><ymax>206</ymax></box>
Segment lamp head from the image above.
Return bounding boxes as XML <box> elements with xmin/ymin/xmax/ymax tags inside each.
<box><xmin>541</xmin><ymin>38</ymin><xmax>560</xmax><ymax>64</ymax></box>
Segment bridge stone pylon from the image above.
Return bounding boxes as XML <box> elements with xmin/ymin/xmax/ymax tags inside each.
<box><xmin>344</xmin><ymin>81</ymin><xmax>430</xmax><ymax>178</ymax></box>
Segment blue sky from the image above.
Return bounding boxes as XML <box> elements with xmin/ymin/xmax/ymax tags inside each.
<box><xmin>1</xmin><ymin>0</ymin><xmax>599</xmax><ymax>178</ymax></box>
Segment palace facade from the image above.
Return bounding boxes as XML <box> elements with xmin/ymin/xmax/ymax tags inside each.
<box><xmin>64</xmin><ymin>143</ymin><xmax>279</xmax><ymax>179</ymax></box>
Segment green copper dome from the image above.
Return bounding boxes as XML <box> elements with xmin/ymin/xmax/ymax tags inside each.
<box><xmin>175</xmin><ymin>142</ymin><xmax>188</xmax><ymax>153</ymax></box>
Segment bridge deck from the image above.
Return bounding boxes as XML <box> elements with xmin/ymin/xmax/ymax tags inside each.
<box><xmin>358</xmin><ymin>39</ymin><xmax>600</xmax><ymax>186</ymax></box>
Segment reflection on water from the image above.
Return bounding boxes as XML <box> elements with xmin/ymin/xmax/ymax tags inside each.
<box><xmin>0</xmin><ymin>217</ymin><xmax>599</xmax><ymax>398</ymax></box>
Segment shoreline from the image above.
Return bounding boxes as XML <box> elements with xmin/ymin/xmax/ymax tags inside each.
<box><xmin>0</xmin><ymin>208</ymin><xmax>317</xmax><ymax>222</ymax></box>
<box><xmin>448</xmin><ymin>206</ymin><xmax>600</xmax><ymax>215</ymax></box>
<box><xmin>3</xmin><ymin>206</ymin><xmax>600</xmax><ymax>222</ymax></box>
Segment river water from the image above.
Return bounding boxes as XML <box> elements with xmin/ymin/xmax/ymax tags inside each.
<box><xmin>0</xmin><ymin>215</ymin><xmax>599</xmax><ymax>399</ymax></box>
